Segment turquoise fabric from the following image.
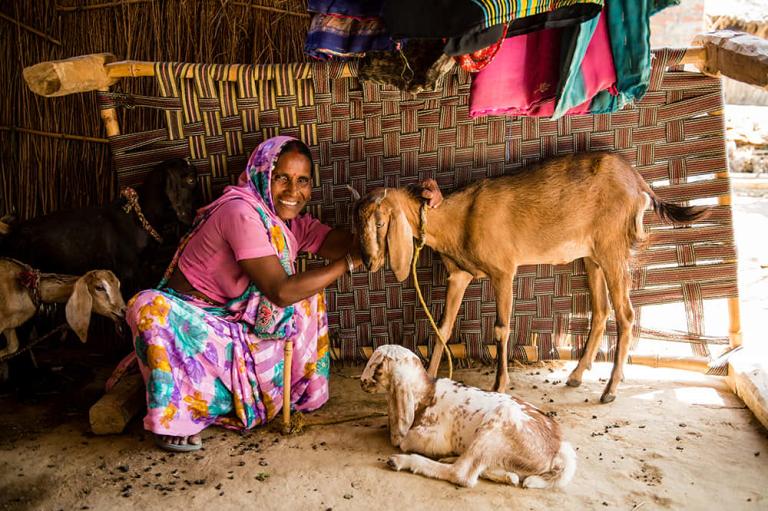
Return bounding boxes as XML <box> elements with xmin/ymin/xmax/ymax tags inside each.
<box><xmin>552</xmin><ymin>14</ymin><xmax>601</xmax><ymax>119</ymax></box>
<box><xmin>590</xmin><ymin>0</ymin><xmax>680</xmax><ymax>113</ymax></box>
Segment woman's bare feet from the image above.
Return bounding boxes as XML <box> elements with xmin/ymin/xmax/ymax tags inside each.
<box><xmin>155</xmin><ymin>433</ymin><xmax>203</xmax><ymax>452</ymax></box>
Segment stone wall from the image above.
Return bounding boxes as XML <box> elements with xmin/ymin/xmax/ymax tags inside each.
<box><xmin>650</xmin><ymin>0</ymin><xmax>705</xmax><ymax>48</ymax></box>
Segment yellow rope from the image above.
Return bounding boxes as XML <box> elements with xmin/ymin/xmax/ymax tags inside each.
<box><xmin>412</xmin><ymin>203</ymin><xmax>453</xmax><ymax>380</ymax></box>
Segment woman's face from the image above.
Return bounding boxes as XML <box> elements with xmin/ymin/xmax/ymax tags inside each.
<box><xmin>271</xmin><ymin>150</ymin><xmax>312</xmax><ymax>221</ymax></box>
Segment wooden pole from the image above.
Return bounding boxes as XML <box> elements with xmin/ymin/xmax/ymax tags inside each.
<box><xmin>715</xmin><ymin>169</ymin><xmax>744</xmax><ymax>349</ymax></box>
<box><xmin>89</xmin><ymin>373</ymin><xmax>145</xmax><ymax>434</ymax></box>
<box><xmin>282</xmin><ymin>340</ymin><xmax>293</xmax><ymax>432</ymax></box>
<box><xmin>98</xmin><ymin>87</ymin><xmax>121</xmax><ymax>137</ymax></box>
<box><xmin>0</xmin><ymin>125</ymin><xmax>109</xmax><ymax>143</ymax></box>
<box><xmin>0</xmin><ymin>11</ymin><xmax>61</xmax><ymax>46</ymax></box>
<box><xmin>24</xmin><ymin>47</ymin><xmax>705</xmax><ymax>98</ymax></box>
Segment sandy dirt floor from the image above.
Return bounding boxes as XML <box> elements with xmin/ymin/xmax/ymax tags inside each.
<box><xmin>2</xmin><ymin>190</ymin><xmax>768</xmax><ymax>511</ymax></box>
<box><xmin>1</xmin><ymin>360</ymin><xmax>767</xmax><ymax>511</ymax></box>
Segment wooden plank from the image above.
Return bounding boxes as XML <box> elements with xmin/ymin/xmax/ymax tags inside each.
<box><xmin>23</xmin><ymin>53</ymin><xmax>118</xmax><ymax>97</ymax></box>
<box><xmin>728</xmin><ymin>349</ymin><xmax>768</xmax><ymax>432</ymax></box>
<box><xmin>693</xmin><ymin>31</ymin><xmax>768</xmax><ymax>90</ymax></box>
<box><xmin>89</xmin><ymin>373</ymin><xmax>145</xmax><ymax>435</ymax></box>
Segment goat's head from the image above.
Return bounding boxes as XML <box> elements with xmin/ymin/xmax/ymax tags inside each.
<box><xmin>161</xmin><ymin>158</ymin><xmax>198</xmax><ymax>225</ymax></box>
<box><xmin>142</xmin><ymin>159</ymin><xmax>198</xmax><ymax>227</ymax></box>
<box><xmin>65</xmin><ymin>270</ymin><xmax>126</xmax><ymax>342</ymax></box>
<box><xmin>354</xmin><ymin>188</ymin><xmax>414</xmax><ymax>282</ymax></box>
<box><xmin>360</xmin><ymin>344</ymin><xmax>423</xmax><ymax>394</ymax></box>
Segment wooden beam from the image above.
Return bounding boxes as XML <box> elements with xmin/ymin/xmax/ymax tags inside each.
<box><xmin>23</xmin><ymin>53</ymin><xmax>119</xmax><ymax>98</ymax></box>
<box><xmin>23</xmin><ymin>46</ymin><xmax>707</xmax><ymax>99</ymax></box>
<box><xmin>692</xmin><ymin>30</ymin><xmax>768</xmax><ymax>89</ymax></box>
<box><xmin>728</xmin><ymin>349</ymin><xmax>768</xmax><ymax>432</ymax></box>
<box><xmin>89</xmin><ymin>373</ymin><xmax>145</xmax><ymax>435</ymax></box>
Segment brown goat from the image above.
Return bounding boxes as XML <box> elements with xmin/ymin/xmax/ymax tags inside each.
<box><xmin>0</xmin><ymin>258</ymin><xmax>126</xmax><ymax>359</ymax></box>
<box><xmin>354</xmin><ymin>152</ymin><xmax>708</xmax><ymax>403</ymax></box>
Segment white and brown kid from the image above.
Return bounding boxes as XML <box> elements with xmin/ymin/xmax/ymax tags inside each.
<box><xmin>361</xmin><ymin>344</ymin><xmax>576</xmax><ymax>489</ymax></box>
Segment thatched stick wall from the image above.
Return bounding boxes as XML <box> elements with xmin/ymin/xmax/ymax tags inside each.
<box><xmin>0</xmin><ymin>0</ymin><xmax>310</xmax><ymax>219</ymax></box>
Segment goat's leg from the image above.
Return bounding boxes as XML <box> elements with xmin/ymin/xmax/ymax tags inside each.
<box><xmin>481</xmin><ymin>468</ymin><xmax>520</xmax><ymax>486</ymax></box>
<box><xmin>567</xmin><ymin>258</ymin><xmax>610</xmax><ymax>387</ymax></box>
<box><xmin>490</xmin><ymin>272</ymin><xmax>515</xmax><ymax>393</ymax></box>
<box><xmin>401</xmin><ymin>425</ymin><xmax>453</xmax><ymax>458</ymax></box>
<box><xmin>0</xmin><ymin>329</ymin><xmax>20</xmax><ymax>358</ymax></box>
<box><xmin>599</xmin><ymin>262</ymin><xmax>635</xmax><ymax>403</ymax></box>
<box><xmin>427</xmin><ymin>265</ymin><xmax>473</xmax><ymax>378</ymax></box>
<box><xmin>434</xmin><ymin>459</ymin><xmax>520</xmax><ymax>486</ymax></box>
<box><xmin>388</xmin><ymin>450</ymin><xmax>486</xmax><ymax>487</ymax></box>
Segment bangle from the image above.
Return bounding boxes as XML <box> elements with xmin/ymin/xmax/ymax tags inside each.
<box><xmin>344</xmin><ymin>254</ymin><xmax>355</xmax><ymax>275</ymax></box>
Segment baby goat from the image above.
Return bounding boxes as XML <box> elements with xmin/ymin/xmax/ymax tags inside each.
<box><xmin>354</xmin><ymin>152</ymin><xmax>708</xmax><ymax>403</ymax></box>
<box><xmin>0</xmin><ymin>258</ymin><xmax>126</xmax><ymax>359</ymax></box>
<box><xmin>361</xmin><ymin>345</ymin><xmax>576</xmax><ymax>489</ymax></box>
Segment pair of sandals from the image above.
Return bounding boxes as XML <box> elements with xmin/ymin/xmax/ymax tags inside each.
<box><xmin>154</xmin><ymin>434</ymin><xmax>203</xmax><ymax>453</ymax></box>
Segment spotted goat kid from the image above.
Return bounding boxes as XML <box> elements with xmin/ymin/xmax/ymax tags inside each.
<box><xmin>361</xmin><ymin>345</ymin><xmax>576</xmax><ymax>489</ymax></box>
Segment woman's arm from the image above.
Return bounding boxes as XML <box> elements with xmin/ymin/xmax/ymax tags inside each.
<box><xmin>314</xmin><ymin>178</ymin><xmax>443</xmax><ymax>260</ymax></box>
<box><xmin>239</xmin><ymin>254</ymin><xmax>353</xmax><ymax>307</ymax></box>
<box><xmin>244</xmin><ymin>178</ymin><xmax>443</xmax><ymax>307</ymax></box>
<box><xmin>315</xmin><ymin>228</ymin><xmax>354</xmax><ymax>261</ymax></box>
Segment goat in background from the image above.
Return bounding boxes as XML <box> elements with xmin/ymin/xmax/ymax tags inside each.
<box><xmin>0</xmin><ymin>258</ymin><xmax>126</xmax><ymax>359</ymax></box>
<box><xmin>354</xmin><ymin>152</ymin><xmax>708</xmax><ymax>403</ymax></box>
<box><xmin>361</xmin><ymin>344</ymin><xmax>576</xmax><ymax>489</ymax></box>
<box><xmin>0</xmin><ymin>159</ymin><xmax>197</xmax><ymax>296</ymax></box>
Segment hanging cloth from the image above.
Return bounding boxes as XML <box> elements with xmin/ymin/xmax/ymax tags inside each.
<box><xmin>469</xmin><ymin>8</ymin><xmax>616</xmax><ymax>118</ymax></box>
<box><xmin>383</xmin><ymin>0</ymin><xmax>603</xmax><ymax>39</ymax></box>
<box><xmin>589</xmin><ymin>0</ymin><xmax>681</xmax><ymax>113</ymax></box>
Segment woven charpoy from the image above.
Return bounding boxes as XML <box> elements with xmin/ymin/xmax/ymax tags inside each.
<box><xmin>96</xmin><ymin>48</ymin><xmax>738</xmax><ymax>363</ymax></box>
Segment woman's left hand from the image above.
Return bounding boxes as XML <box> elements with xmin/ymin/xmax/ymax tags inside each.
<box><xmin>420</xmin><ymin>178</ymin><xmax>443</xmax><ymax>208</ymax></box>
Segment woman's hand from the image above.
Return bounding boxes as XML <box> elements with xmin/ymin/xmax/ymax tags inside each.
<box><xmin>420</xmin><ymin>178</ymin><xmax>443</xmax><ymax>208</ymax></box>
<box><xmin>347</xmin><ymin>233</ymin><xmax>363</xmax><ymax>269</ymax></box>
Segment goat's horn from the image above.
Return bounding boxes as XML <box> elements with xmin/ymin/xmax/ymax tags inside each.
<box><xmin>346</xmin><ymin>185</ymin><xmax>361</xmax><ymax>202</ymax></box>
<box><xmin>375</xmin><ymin>188</ymin><xmax>387</xmax><ymax>205</ymax></box>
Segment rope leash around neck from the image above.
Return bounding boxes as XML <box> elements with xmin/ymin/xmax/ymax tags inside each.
<box><xmin>16</xmin><ymin>260</ymin><xmax>42</xmax><ymax>309</ymax></box>
<box><xmin>411</xmin><ymin>202</ymin><xmax>453</xmax><ymax>380</ymax></box>
<box><xmin>120</xmin><ymin>187</ymin><xmax>164</xmax><ymax>243</ymax></box>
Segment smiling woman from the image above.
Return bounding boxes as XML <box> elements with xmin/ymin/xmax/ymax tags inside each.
<box><xmin>121</xmin><ymin>135</ymin><xmax>444</xmax><ymax>453</ymax></box>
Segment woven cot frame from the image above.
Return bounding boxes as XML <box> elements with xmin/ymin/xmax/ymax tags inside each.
<box><xmin>96</xmin><ymin>48</ymin><xmax>739</xmax><ymax>365</ymax></box>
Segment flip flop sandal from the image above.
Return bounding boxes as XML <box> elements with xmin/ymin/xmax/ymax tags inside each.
<box><xmin>154</xmin><ymin>434</ymin><xmax>203</xmax><ymax>453</ymax></box>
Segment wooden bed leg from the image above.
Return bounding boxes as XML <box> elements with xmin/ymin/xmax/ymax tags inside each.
<box><xmin>89</xmin><ymin>373</ymin><xmax>145</xmax><ymax>435</ymax></box>
<box><xmin>716</xmin><ymin>170</ymin><xmax>743</xmax><ymax>349</ymax></box>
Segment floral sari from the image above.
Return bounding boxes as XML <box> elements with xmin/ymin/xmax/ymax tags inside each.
<box><xmin>125</xmin><ymin>136</ymin><xmax>330</xmax><ymax>435</ymax></box>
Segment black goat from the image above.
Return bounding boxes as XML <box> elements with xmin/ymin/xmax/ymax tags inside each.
<box><xmin>0</xmin><ymin>159</ymin><xmax>198</xmax><ymax>296</ymax></box>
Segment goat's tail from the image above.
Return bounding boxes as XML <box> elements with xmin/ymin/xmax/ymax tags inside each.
<box><xmin>634</xmin><ymin>174</ymin><xmax>709</xmax><ymax>225</ymax></box>
<box><xmin>651</xmin><ymin>195</ymin><xmax>709</xmax><ymax>224</ymax></box>
<box><xmin>551</xmin><ymin>441</ymin><xmax>577</xmax><ymax>489</ymax></box>
<box><xmin>650</xmin><ymin>195</ymin><xmax>709</xmax><ymax>225</ymax></box>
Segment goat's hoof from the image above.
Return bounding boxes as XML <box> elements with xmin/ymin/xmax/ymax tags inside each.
<box><xmin>565</xmin><ymin>377</ymin><xmax>582</xmax><ymax>387</ymax></box>
<box><xmin>600</xmin><ymin>392</ymin><xmax>616</xmax><ymax>404</ymax></box>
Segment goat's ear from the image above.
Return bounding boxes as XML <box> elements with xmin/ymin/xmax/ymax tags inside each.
<box><xmin>386</xmin><ymin>210</ymin><xmax>414</xmax><ymax>282</ymax></box>
<box><xmin>388</xmin><ymin>373</ymin><xmax>415</xmax><ymax>447</ymax></box>
<box><xmin>65</xmin><ymin>278</ymin><xmax>92</xmax><ymax>343</ymax></box>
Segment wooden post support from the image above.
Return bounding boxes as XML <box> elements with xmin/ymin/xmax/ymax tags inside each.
<box><xmin>692</xmin><ymin>31</ymin><xmax>768</xmax><ymax>90</ymax></box>
<box><xmin>282</xmin><ymin>340</ymin><xmax>293</xmax><ymax>432</ymax></box>
<box><xmin>23</xmin><ymin>53</ymin><xmax>119</xmax><ymax>97</ymax></box>
<box><xmin>89</xmin><ymin>373</ymin><xmax>145</xmax><ymax>435</ymax></box>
